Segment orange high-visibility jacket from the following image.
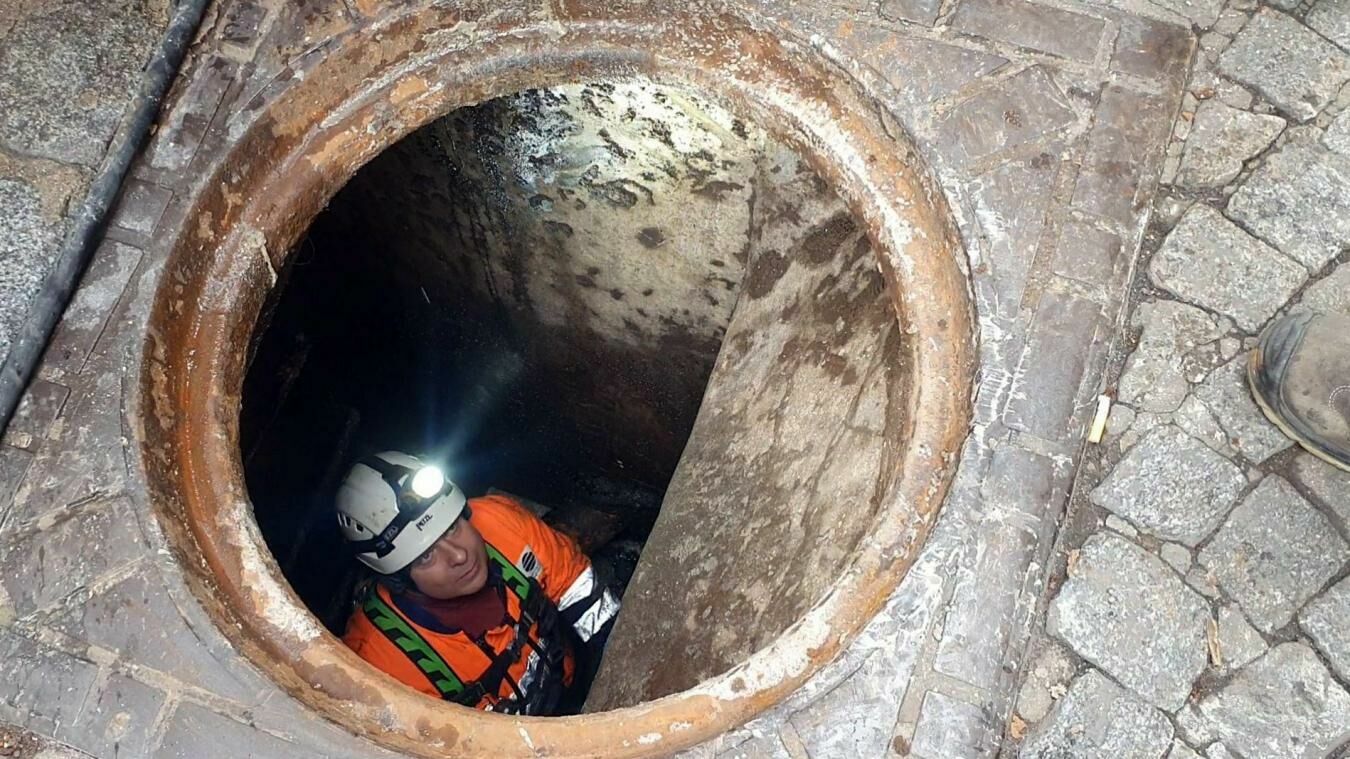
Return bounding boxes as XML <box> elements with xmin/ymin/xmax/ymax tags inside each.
<box><xmin>343</xmin><ymin>494</ymin><xmax>617</xmax><ymax>711</ymax></box>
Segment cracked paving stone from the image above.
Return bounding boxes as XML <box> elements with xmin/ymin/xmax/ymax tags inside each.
<box><xmin>1218</xmin><ymin>9</ymin><xmax>1350</xmax><ymax>122</ymax></box>
<box><xmin>1090</xmin><ymin>425</ymin><xmax>1247</xmax><ymax>546</ymax></box>
<box><xmin>1213</xmin><ymin>604</ymin><xmax>1267</xmax><ymax>675</ymax></box>
<box><xmin>1148</xmin><ymin>204</ymin><xmax>1306</xmax><ymax>333</ymax></box>
<box><xmin>1299</xmin><ymin>576</ymin><xmax>1350</xmax><ymax>682</ymax></box>
<box><xmin>1299</xmin><ymin>264</ymin><xmax>1350</xmax><ymax>315</ymax></box>
<box><xmin>1174</xmin><ymin>355</ymin><xmax>1293</xmax><ymax>463</ymax></box>
<box><xmin>1192</xmin><ymin>643</ymin><xmax>1350</xmax><ymax>758</ymax></box>
<box><xmin>1020</xmin><ymin>670</ymin><xmax>1174</xmax><ymax>758</ymax></box>
<box><xmin>1177</xmin><ymin>100</ymin><xmax>1284</xmax><ymax>189</ymax></box>
<box><xmin>1308</xmin><ymin>0</ymin><xmax>1350</xmax><ymax>52</ymax></box>
<box><xmin>1047</xmin><ymin>533</ymin><xmax>1210</xmax><ymax>710</ymax></box>
<box><xmin>1118</xmin><ymin>300</ymin><xmax>1234</xmax><ymax>414</ymax></box>
<box><xmin>1198</xmin><ymin>476</ymin><xmax>1350</xmax><ymax>633</ymax></box>
<box><xmin>1227</xmin><ymin>140</ymin><xmax>1350</xmax><ymax>271</ymax></box>
<box><xmin>1289</xmin><ymin>452</ymin><xmax>1350</xmax><ymax>527</ymax></box>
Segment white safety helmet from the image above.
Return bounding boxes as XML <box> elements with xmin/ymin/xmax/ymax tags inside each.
<box><xmin>335</xmin><ymin>451</ymin><xmax>467</xmax><ymax>574</ymax></box>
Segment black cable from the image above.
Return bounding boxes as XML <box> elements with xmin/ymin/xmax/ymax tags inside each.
<box><xmin>0</xmin><ymin>0</ymin><xmax>213</xmax><ymax>430</ymax></box>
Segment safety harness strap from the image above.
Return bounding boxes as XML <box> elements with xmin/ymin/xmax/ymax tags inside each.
<box><xmin>362</xmin><ymin>544</ymin><xmax>567</xmax><ymax>713</ymax></box>
<box><xmin>361</xmin><ymin>591</ymin><xmax>477</xmax><ymax>705</ymax></box>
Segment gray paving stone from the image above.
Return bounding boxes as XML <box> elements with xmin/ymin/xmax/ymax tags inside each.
<box><xmin>0</xmin><ymin>177</ymin><xmax>62</xmax><ymax>362</ymax></box>
<box><xmin>1326</xmin><ymin>111</ymin><xmax>1350</xmax><ymax>154</ymax></box>
<box><xmin>1160</xmin><ymin>543</ymin><xmax>1191</xmax><ymax>572</ymax></box>
<box><xmin>880</xmin><ymin>0</ymin><xmax>943</xmax><ymax>26</ymax></box>
<box><xmin>1148</xmin><ymin>204</ymin><xmax>1306</xmax><ymax>333</ymax></box>
<box><xmin>1073</xmin><ymin>85</ymin><xmax>1174</xmax><ymax>224</ymax></box>
<box><xmin>853</xmin><ymin>32</ymin><xmax>1009</xmax><ymax>110</ymax></box>
<box><xmin>49</xmin><ymin>569</ymin><xmax>266</xmax><ymax>704</ymax></box>
<box><xmin>968</xmin><ymin>152</ymin><xmax>1059</xmax><ymax>322</ymax></box>
<box><xmin>1299</xmin><ymin>264</ymin><xmax>1350</xmax><ymax>316</ymax></box>
<box><xmin>0</xmin><ymin>0</ymin><xmax>165</xmax><ymax>165</ymax></box>
<box><xmin>1004</xmin><ymin>292</ymin><xmax>1104</xmax><ymax>441</ymax></box>
<box><xmin>1218</xmin><ymin>9</ymin><xmax>1350</xmax><ymax>122</ymax></box>
<box><xmin>1015</xmin><ymin>640</ymin><xmax>1076</xmax><ymax>723</ymax></box>
<box><xmin>1177</xmin><ymin>101</ymin><xmax>1285</xmax><ymax>189</ymax></box>
<box><xmin>934</xmin><ymin>66</ymin><xmax>1077</xmax><ymax>166</ymax></box>
<box><xmin>910</xmin><ymin>692</ymin><xmax>994</xmax><ymax>758</ymax></box>
<box><xmin>1199</xmin><ymin>476</ymin><xmax>1350</xmax><ymax>632</ymax></box>
<box><xmin>55</xmin><ymin>673</ymin><xmax>164</xmax><ymax>759</ymax></box>
<box><xmin>2</xmin><ymin>379</ymin><xmax>70</xmax><ymax>451</ymax></box>
<box><xmin>1047</xmin><ymin>533</ymin><xmax>1210</xmax><ymax>710</ymax></box>
<box><xmin>0</xmin><ymin>445</ymin><xmax>35</xmax><ymax>524</ymax></box>
<box><xmin>1090</xmin><ymin>425</ymin><xmax>1248</xmax><ymax>546</ymax></box>
<box><xmin>1175</xmin><ymin>703</ymin><xmax>1217</xmax><ymax>746</ymax></box>
<box><xmin>1290</xmin><ymin>452</ymin><xmax>1350</xmax><ymax>528</ymax></box>
<box><xmin>950</xmin><ymin>0</ymin><xmax>1105</xmax><ymax>62</ymax></box>
<box><xmin>1174</xmin><ymin>356</ymin><xmax>1294</xmax><ymax>463</ymax></box>
<box><xmin>1141</xmin><ymin>0</ymin><xmax>1225</xmax><ymax>26</ymax></box>
<box><xmin>1192</xmin><ymin>643</ymin><xmax>1350</xmax><ymax>758</ymax></box>
<box><xmin>0</xmin><ymin>631</ymin><xmax>97</xmax><ymax>737</ymax></box>
<box><xmin>1308</xmin><ymin>0</ymin><xmax>1350</xmax><ymax>52</ymax></box>
<box><xmin>1214</xmin><ymin>604</ymin><xmax>1266</xmax><ymax>676</ymax></box>
<box><xmin>1106</xmin><ymin>514</ymin><xmax>1138</xmax><ymax>538</ymax></box>
<box><xmin>1112</xmin><ymin>14</ymin><xmax>1194</xmax><ymax>84</ymax></box>
<box><xmin>1299</xmin><ymin>576</ymin><xmax>1350</xmax><ymax>682</ymax></box>
<box><xmin>1227</xmin><ymin>141</ymin><xmax>1350</xmax><ymax>271</ymax></box>
<box><xmin>1020</xmin><ymin>670</ymin><xmax>1173</xmax><ymax>759</ymax></box>
<box><xmin>157</xmin><ymin>703</ymin><xmax>326</xmax><ymax>759</ymax></box>
<box><xmin>1050</xmin><ymin>221</ymin><xmax>1122</xmax><ymax>289</ymax></box>
<box><xmin>38</xmin><ymin>241</ymin><xmax>142</xmax><ymax>381</ymax></box>
<box><xmin>1118</xmin><ymin>300</ymin><xmax>1233</xmax><ymax>414</ymax></box>
<box><xmin>0</xmin><ymin>499</ymin><xmax>145</xmax><ymax>619</ymax></box>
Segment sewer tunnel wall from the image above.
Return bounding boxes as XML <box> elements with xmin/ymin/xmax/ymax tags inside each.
<box><xmin>131</xmin><ymin>4</ymin><xmax>976</xmax><ymax>756</ymax></box>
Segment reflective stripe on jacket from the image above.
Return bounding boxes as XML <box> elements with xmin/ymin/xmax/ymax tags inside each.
<box><xmin>342</xmin><ymin>494</ymin><xmax>616</xmax><ymax>710</ymax></box>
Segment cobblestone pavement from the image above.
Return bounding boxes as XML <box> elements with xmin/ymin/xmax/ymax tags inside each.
<box><xmin>0</xmin><ymin>0</ymin><xmax>169</xmax><ymax>367</ymax></box>
<box><xmin>1014</xmin><ymin>1</ymin><xmax>1350</xmax><ymax>757</ymax></box>
<box><xmin>2</xmin><ymin>0</ymin><xmax>1321</xmax><ymax>756</ymax></box>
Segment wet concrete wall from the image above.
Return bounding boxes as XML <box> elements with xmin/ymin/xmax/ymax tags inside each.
<box><xmin>586</xmin><ymin>142</ymin><xmax>911</xmax><ymax>708</ymax></box>
<box><xmin>323</xmin><ymin>81</ymin><xmax>766</xmax><ymax>492</ymax></box>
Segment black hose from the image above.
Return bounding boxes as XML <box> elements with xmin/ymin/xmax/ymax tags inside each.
<box><xmin>0</xmin><ymin>0</ymin><xmax>213</xmax><ymax>431</ymax></box>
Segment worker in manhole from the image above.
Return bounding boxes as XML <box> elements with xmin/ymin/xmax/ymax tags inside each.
<box><xmin>334</xmin><ymin>451</ymin><xmax>621</xmax><ymax>715</ymax></box>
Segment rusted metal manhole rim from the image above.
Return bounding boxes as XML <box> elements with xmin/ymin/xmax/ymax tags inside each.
<box><xmin>130</xmin><ymin>4</ymin><xmax>975</xmax><ymax>757</ymax></box>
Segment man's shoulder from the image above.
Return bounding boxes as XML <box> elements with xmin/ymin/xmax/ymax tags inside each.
<box><xmin>469</xmin><ymin>493</ymin><xmax>547</xmax><ymax>536</ymax></box>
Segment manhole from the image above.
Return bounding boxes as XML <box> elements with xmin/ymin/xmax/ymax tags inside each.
<box><xmin>132</xmin><ymin>6</ymin><xmax>975</xmax><ymax>757</ymax></box>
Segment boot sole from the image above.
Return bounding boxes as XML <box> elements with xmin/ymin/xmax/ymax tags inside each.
<box><xmin>1247</xmin><ymin>348</ymin><xmax>1350</xmax><ymax>474</ymax></box>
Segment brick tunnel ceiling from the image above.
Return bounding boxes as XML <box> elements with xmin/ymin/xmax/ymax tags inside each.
<box><xmin>240</xmin><ymin>80</ymin><xmax>910</xmax><ymax>706</ymax></box>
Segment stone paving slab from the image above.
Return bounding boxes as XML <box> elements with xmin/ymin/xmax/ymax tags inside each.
<box><xmin>1176</xmin><ymin>100</ymin><xmax>1284</xmax><ymax>189</ymax></box>
<box><xmin>1047</xmin><ymin>532</ymin><xmax>1209</xmax><ymax>710</ymax></box>
<box><xmin>1218</xmin><ymin>8</ymin><xmax>1350</xmax><ymax>122</ymax></box>
<box><xmin>1199</xmin><ymin>476</ymin><xmax>1350</xmax><ymax>633</ymax></box>
<box><xmin>1019</xmin><ymin>670</ymin><xmax>1173</xmax><ymax>759</ymax></box>
<box><xmin>1089</xmin><ymin>425</ymin><xmax>1247</xmax><ymax>546</ymax></box>
<box><xmin>1299</xmin><ymin>576</ymin><xmax>1350</xmax><ymax>682</ymax></box>
<box><xmin>1226</xmin><ymin>140</ymin><xmax>1350</xmax><ymax>272</ymax></box>
<box><xmin>1148</xmin><ymin>204</ymin><xmax>1306</xmax><ymax>333</ymax></box>
<box><xmin>1191</xmin><ymin>643</ymin><xmax>1350</xmax><ymax>759</ymax></box>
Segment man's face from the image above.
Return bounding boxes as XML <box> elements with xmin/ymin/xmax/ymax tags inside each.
<box><xmin>406</xmin><ymin>516</ymin><xmax>489</xmax><ymax>599</ymax></box>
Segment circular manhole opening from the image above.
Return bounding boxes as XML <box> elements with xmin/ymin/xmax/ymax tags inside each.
<box><xmin>132</xmin><ymin>8</ymin><xmax>974</xmax><ymax>758</ymax></box>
